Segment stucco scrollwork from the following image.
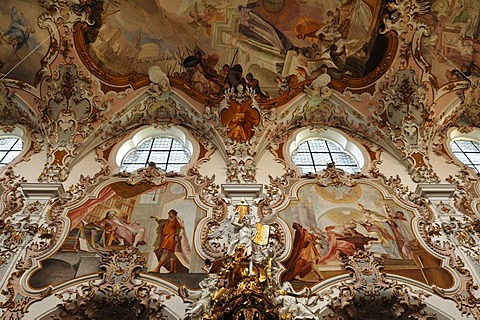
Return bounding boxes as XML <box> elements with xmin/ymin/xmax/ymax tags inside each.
<box><xmin>382</xmin><ymin>0</ymin><xmax>432</xmax><ymax>34</ymax></box>
<box><xmin>446</xmin><ymin>168</ymin><xmax>479</xmax><ymax>218</ymax></box>
<box><xmin>372</xmin><ymin>69</ymin><xmax>439</xmax><ymax>184</ymax></box>
<box><xmin>120</xmin><ymin>161</ymin><xmax>181</xmax><ymax>186</ymax></box>
<box><xmin>0</xmin><ymin>168</ymin><xmax>26</xmax><ymax>220</ymax></box>
<box><xmin>0</xmin><ymin>213</ymin><xmax>39</xmax><ymax>268</ymax></box>
<box><xmin>187</xmin><ymin>168</ymin><xmax>228</xmax><ymax>221</ymax></box>
<box><xmin>321</xmin><ymin>251</ymin><xmax>437</xmax><ymax>320</ymax></box>
<box><xmin>51</xmin><ymin>247</ymin><xmax>171</xmax><ymax>320</ymax></box>
<box><xmin>442</xmin><ymin>216</ymin><xmax>480</xmax><ymax>265</ymax></box>
<box><xmin>38</xmin><ymin>63</ymin><xmax>107</xmax><ymax>183</ymax></box>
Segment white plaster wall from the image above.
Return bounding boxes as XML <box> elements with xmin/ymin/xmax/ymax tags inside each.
<box><xmin>256</xmin><ymin>150</ymin><xmax>286</xmax><ymax>185</ymax></box>
<box><xmin>429</xmin><ymin>149</ymin><xmax>463</xmax><ymax>183</ymax></box>
<box><xmin>12</xmin><ymin>151</ymin><xmax>47</xmax><ymax>182</ymax></box>
<box><xmin>197</xmin><ymin>149</ymin><xmax>227</xmax><ymax>183</ymax></box>
<box><xmin>377</xmin><ymin>150</ymin><xmax>416</xmax><ymax>190</ymax></box>
<box><xmin>64</xmin><ymin>149</ymin><xmax>103</xmax><ymax>190</ymax></box>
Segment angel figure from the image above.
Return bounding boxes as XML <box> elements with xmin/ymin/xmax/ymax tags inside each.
<box><xmin>305</xmin><ymin>67</ymin><xmax>332</xmax><ymax>106</ymax></box>
<box><xmin>148</xmin><ymin>66</ymin><xmax>171</xmax><ymax>97</ymax></box>
<box><xmin>274</xmin><ymin>282</ymin><xmax>321</xmax><ymax>319</ymax></box>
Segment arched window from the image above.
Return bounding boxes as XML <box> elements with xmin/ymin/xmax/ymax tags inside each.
<box><xmin>0</xmin><ymin>136</ymin><xmax>23</xmax><ymax>167</ymax></box>
<box><xmin>291</xmin><ymin>138</ymin><xmax>361</xmax><ymax>174</ymax></box>
<box><xmin>450</xmin><ymin>139</ymin><xmax>480</xmax><ymax>173</ymax></box>
<box><xmin>121</xmin><ymin>136</ymin><xmax>191</xmax><ymax>173</ymax></box>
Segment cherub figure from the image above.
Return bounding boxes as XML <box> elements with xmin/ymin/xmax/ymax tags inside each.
<box><xmin>180</xmin><ymin>274</ymin><xmax>219</xmax><ymax>319</ymax></box>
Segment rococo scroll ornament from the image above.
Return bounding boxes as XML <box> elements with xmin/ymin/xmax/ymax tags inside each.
<box><xmin>52</xmin><ymin>248</ymin><xmax>171</xmax><ymax>319</ymax></box>
<box><xmin>321</xmin><ymin>251</ymin><xmax>437</xmax><ymax>320</ymax></box>
<box><xmin>372</xmin><ymin>69</ymin><xmax>440</xmax><ymax>184</ymax></box>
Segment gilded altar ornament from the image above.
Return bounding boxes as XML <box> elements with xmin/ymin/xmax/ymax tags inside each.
<box><xmin>442</xmin><ymin>216</ymin><xmax>480</xmax><ymax>265</ymax></box>
<box><xmin>235</xmin><ymin>198</ymin><xmax>250</xmax><ymax>223</ymax></box>
<box><xmin>182</xmin><ymin>227</ymin><xmax>438</xmax><ymax>320</ymax></box>
<box><xmin>181</xmin><ymin>205</ymin><xmax>320</xmax><ymax>320</ymax></box>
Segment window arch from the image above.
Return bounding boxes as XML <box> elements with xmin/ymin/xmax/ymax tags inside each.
<box><xmin>288</xmin><ymin>129</ymin><xmax>365</xmax><ymax>174</ymax></box>
<box><xmin>116</xmin><ymin>127</ymin><xmax>194</xmax><ymax>173</ymax></box>
<box><xmin>0</xmin><ymin>127</ymin><xmax>26</xmax><ymax>168</ymax></box>
<box><xmin>449</xmin><ymin>129</ymin><xmax>480</xmax><ymax>173</ymax></box>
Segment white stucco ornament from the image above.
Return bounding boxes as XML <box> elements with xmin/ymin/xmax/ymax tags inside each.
<box><xmin>305</xmin><ymin>73</ymin><xmax>333</xmax><ymax>106</ymax></box>
<box><xmin>148</xmin><ymin>66</ymin><xmax>171</xmax><ymax>96</ymax></box>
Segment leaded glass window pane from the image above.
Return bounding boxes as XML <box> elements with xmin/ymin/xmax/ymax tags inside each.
<box><xmin>312</xmin><ymin>153</ymin><xmax>333</xmax><ymax>164</ymax></box>
<box><xmin>137</xmin><ymin>140</ymin><xmax>153</xmax><ymax>150</ymax></box>
<box><xmin>148</xmin><ymin>151</ymin><xmax>170</xmax><ymax>164</ymax></box>
<box><xmin>307</xmin><ymin>140</ymin><xmax>329</xmax><ymax>151</ymax></box>
<box><xmin>291</xmin><ymin>138</ymin><xmax>360</xmax><ymax>174</ymax></box>
<box><xmin>451</xmin><ymin>139</ymin><xmax>480</xmax><ymax>173</ymax></box>
<box><xmin>0</xmin><ymin>138</ymin><xmax>23</xmax><ymax>167</ymax></box>
<box><xmin>467</xmin><ymin>153</ymin><xmax>480</xmax><ymax>163</ymax></box>
<box><xmin>121</xmin><ymin>137</ymin><xmax>191</xmax><ymax>172</ymax></box>
<box><xmin>331</xmin><ymin>153</ymin><xmax>357</xmax><ymax>165</ymax></box>
<box><xmin>151</xmin><ymin>138</ymin><xmax>172</xmax><ymax>149</ymax></box>
<box><xmin>292</xmin><ymin>153</ymin><xmax>312</xmax><ymax>165</ymax></box>
<box><xmin>171</xmin><ymin>140</ymin><xmax>186</xmax><ymax>150</ymax></box>
<box><xmin>325</xmin><ymin>141</ymin><xmax>343</xmax><ymax>152</ymax></box>
<box><xmin>296</xmin><ymin>143</ymin><xmax>311</xmax><ymax>152</ymax></box>
<box><xmin>455</xmin><ymin>141</ymin><xmax>479</xmax><ymax>152</ymax></box>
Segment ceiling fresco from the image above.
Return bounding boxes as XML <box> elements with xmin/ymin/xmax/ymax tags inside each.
<box><xmin>418</xmin><ymin>0</ymin><xmax>480</xmax><ymax>87</ymax></box>
<box><xmin>0</xmin><ymin>0</ymin><xmax>50</xmax><ymax>84</ymax></box>
<box><xmin>75</xmin><ymin>0</ymin><xmax>395</xmax><ymax>99</ymax></box>
<box><xmin>1</xmin><ymin>0</ymin><xmax>480</xmax><ymax>319</ymax></box>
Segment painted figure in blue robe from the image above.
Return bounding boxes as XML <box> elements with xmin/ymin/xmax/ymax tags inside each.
<box><xmin>1</xmin><ymin>7</ymin><xmax>35</xmax><ymax>54</ymax></box>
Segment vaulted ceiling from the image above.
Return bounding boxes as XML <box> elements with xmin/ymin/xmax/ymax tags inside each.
<box><xmin>1</xmin><ymin>2</ymin><xmax>480</xmax><ymax>319</ymax></box>
<box><xmin>0</xmin><ymin>0</ymin><xmax>479</xmax><ymax>181</ymax></box>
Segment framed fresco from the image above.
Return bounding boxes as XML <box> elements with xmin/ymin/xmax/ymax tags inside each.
<box><xmin>28</xmin><ymin>180</ymin><xmax>206</xmax><ymax>289</ymax></box>
<box><xmin>279</xmin><ymin>181</ymin><xmax>453</xmax><ymax>290</ymax></box>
